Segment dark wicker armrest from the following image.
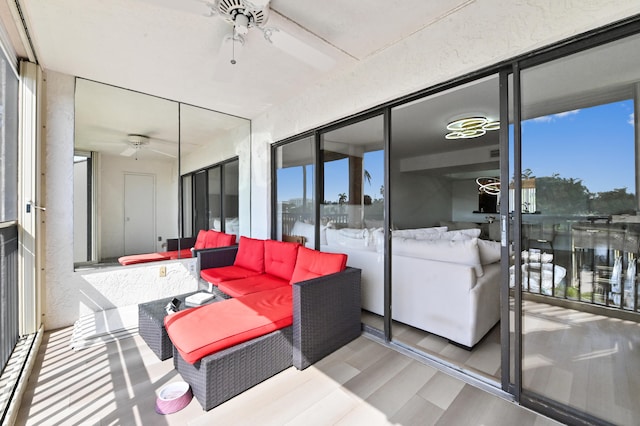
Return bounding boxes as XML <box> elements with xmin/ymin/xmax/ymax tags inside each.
<box><xmin>196</xmin><ymin>245</ymin><xmax>239</xmax><ymax>273</ymax></box>
<box><xmin>292</xmin><ymin>266</ymin><xmax>362</xmax><ymax>370</ymax></box>
<box><xmin>166</xmin><ymin>237</ymin><xmax>197</xmax><ymax>251</ymax></box>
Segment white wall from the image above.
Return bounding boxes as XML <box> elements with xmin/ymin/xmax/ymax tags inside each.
<box><xmin>250</xmin><ymin>1</ymin><xmax>640</xmax><ymax>238</ymax></box>
<box><xmin>98</xmin><ymin>153</ymin><xmax>178</xmax><ymax>257</ymax></box>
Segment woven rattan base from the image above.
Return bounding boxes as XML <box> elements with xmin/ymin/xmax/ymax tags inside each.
<box><xmin>173</xmin><ymin>327</ymin><xmax>293</xmax><ymax>411</ymax></box>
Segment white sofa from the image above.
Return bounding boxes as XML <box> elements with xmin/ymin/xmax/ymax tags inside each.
<box><xmin>290</xmin><ymin>222</ymin><xmax>501</xmax><ymax>348</ymax></box>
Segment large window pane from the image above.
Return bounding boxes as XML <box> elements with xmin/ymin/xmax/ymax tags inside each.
<box><xmin>223</xmin><ymin>160</ymin><xmax>239</xmax><ymax>235</ymax></box>
<box><xmin>275</xmin><ymin>137</ymin><xmax>315</xmax><ymax>245</ymax></box>
<box><xmin>320</xmin><ymin>116</ymin><xmax>385</xmax><ymax>332</ymax></box>
<box><xmin>390</xmin><ymin>76</ymin><xmax>502</xmax><ymax>382</ymax></box>
<box><xmin>0</xmin><ymin>55</ymin><xmax>18</xmax><ymax>222</ymax></box>
<box><xmin>520</xmin><ymin>33</ymin><xmax>640</xmax><ymax>425</ymax></box>
<box><xmin>208</xmin><ymin>167</ymin><xmax>221</xmax><ymax>231</ymax></box>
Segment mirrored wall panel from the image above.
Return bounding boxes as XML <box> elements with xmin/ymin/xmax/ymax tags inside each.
<box><xmin>74</xmin><ymin>80</ymin><xmax>250</xmax><ymax>267</ymax></box>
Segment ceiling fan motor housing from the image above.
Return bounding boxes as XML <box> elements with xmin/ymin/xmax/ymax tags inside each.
<box><xmin>127</xmin><ymin>134</ymin><xmax>150</xmax><ymax>148</ymax></box>
<box><xmin>217</xmin><ymin>0</ymin><xmax>269</xmax><ymax>32</ymax></box>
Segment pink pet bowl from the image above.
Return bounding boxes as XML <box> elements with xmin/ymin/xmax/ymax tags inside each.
<box><xmin>155</xmin><ymin>381</ymin><xmax>193</xmax><ymax>415</ymax></box>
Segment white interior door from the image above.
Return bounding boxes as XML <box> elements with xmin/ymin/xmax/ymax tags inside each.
<box><xmin>124</xmin><ymin>173</ymin><xmax>155</xmax><ymax>255</ymax></box>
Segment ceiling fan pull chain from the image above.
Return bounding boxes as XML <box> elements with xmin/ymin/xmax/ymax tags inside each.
<box><xmin>231</xmin><ymin>31</ymin><xmax>237</xmax><ymax>65</ymax></box>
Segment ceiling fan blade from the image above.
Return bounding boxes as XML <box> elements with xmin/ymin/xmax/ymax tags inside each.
<box><xmin>120</xmin><ymin>147</ymin><xmax>136</xmax><ymax>157</ymax></box>
<box><xmin>263</xmin><ymin>27</ymin><xmax>335</xmax><ymax>71</ymax></box>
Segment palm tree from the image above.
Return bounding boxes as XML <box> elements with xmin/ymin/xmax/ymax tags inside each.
<box><xmin>338</xmin><ymin>193</ymin><xmax>347</xmax><ymax>204</ymax></box>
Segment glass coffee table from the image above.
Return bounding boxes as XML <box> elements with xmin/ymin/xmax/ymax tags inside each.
<box><xmin>138</xmin><ymin>288</ymin><xmax>229</xmax><ymax>360</ymax></box>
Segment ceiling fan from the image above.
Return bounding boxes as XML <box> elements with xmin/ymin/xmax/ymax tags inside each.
<box><xmin>137</xmin><ymin>0</ymin><xmax>335</xmax><ymax>71</ymax></box>
<box><xmin>120</xmin><ymin>134</ymin><xmax>177</xmax><ymax>160</ymax></box>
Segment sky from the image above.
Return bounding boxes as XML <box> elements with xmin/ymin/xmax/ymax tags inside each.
<box><xmin>520</xmin><ymin>99</ymin><xmax>635</xmax><ymax>194</ymax></box>
<box><xmin>278</xmin><ymin>99</ymin><xmax>636</xmax><ymax>204</ymax></box>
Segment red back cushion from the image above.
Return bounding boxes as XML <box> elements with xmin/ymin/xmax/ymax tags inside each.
<box><xmin>221</xmin><ymin>232</ymin><xmax>237</xmax><ymax>246</ymax></box>
<box><xmin>204</xmin><ymin>230</ymin><xmax>237</xmax><ymax>248</ymax></box>
<box><xmin>289</xmin><ymin>246</ymin><xmax>347</xmax><ymax>284</ymax></box>
<box><xmin>264</xmin><ymin>240</ymin><xmax>300</xmax><ymax>281</ymax></box>
<box><xmin>193</xmin><ymin>230</ymin><xmax>208</xmax><ymax>250</ymax></box>
<box><xmin>233</xmin><ymin>236</ymin><xmax>265</xmax><ymax>273</ymax></box>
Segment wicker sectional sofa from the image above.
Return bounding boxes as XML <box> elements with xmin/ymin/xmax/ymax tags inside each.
<box><xmin>164</xmin><ymin>237</ymin><xmax>362</xmax><ymax>411</ymax></box>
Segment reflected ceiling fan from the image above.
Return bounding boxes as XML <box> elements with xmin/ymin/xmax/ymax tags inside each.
<box><xmin>120</xmin><ymin>134</ymin><xmax>177</xmax><ymax>160</ymax></box>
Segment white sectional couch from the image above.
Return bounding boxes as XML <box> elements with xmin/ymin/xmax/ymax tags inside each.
<box><xmin>290</xmin><ymin>222</ymin><xmax>502</xmax><ymax>348</ymax></box>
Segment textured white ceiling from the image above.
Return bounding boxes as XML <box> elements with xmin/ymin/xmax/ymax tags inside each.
<box><xmin>18</xmin><ymin>0</ymin><xmax>474</xmax><ymax>119</ymax></box>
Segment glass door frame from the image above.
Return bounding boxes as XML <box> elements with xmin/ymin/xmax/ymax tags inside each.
<box><xmin>509</xmin><ymin>17</ymin><xmax>640</xmax><ymax>424</ymax></box>
<box><xmin>269</xmin><ymin>15</ymin><xmax>640</xmax><ymax>425</ymax></box>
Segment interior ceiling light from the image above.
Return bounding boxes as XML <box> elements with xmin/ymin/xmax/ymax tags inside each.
<box><xmin>445</xmin><ymin>117</ymin><xmax>500</xmax><ymax>140</ymax></box>
<box><xmin>476</xmin><ymin>177</ymin><xmax>501</xmax><ymax>195</ymax></box>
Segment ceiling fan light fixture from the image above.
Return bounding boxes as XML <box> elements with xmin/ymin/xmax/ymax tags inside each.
<box><xmin>233</xmin><ymin>13</ymin><xmax>250</xmax><ymax>35</ymax></box>
<box><xmin>127</xmin><ymin>134</ymin><xmax>150</xmax><ymax>147</ymax></box>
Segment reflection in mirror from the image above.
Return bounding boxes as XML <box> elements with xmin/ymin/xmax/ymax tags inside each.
<box><xmin>74</xmin><ymin>79</ymin><xmax>179</xmax><ymax>267</ymax></box>
<box><xmin>73</xmin><ymin>80</ymin><xmax>251</xmax><ymax>269</ymax></box>
<box><xmin>179</xmin><ymin>104</ymin><xmax>250</xmax><ymax>240</ymax></box>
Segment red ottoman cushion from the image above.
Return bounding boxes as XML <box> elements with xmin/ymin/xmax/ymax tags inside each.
<box><xmin>165</xmin><ymin>286</ymin><xmax>293</xmax><ymax>364</ymax></box>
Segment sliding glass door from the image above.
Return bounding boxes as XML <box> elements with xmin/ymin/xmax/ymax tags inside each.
<box><xmin>515</xmin><ymin>32</ymin><xmax>640</xmax><ymax>425</ymax></box>
<box><xmin>269</xmin><ymin>22</ymin><xmax>640</xmax><ymax>425</ymax></box>
<box><xmin>320</xmin><ymin>116</ymin><xmax>385</xmax><ymax>334</ymax></box>
<box><xmin>389</xmin><ymin>76</ymin><xmax>503</xmax><ymax>383</ymax></box>
<box><xmin>184</xmin><ymin>158</ymin><xmax>239</xmax><ymax>237</ymax></box>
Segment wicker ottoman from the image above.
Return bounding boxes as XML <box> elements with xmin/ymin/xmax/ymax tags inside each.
<box><xmin>138</xmin><ymin>289</ymin><xmax>229</xmax><ymax>360</ymax></box>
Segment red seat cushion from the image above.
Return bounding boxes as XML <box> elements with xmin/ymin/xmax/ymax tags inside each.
<box><xmin>165</xmin><ymin>286</ymin><xmax>293</xmax><ymax>364</ymax></box>
<box><xmin>193</xmin><ymin>230</ymin><xmax>209</xmax><ymax>250</ymax></box>
<box><xmin>166</xmin><ymin>249</ymin><xmax>193</xmax><ymax>259</ymax></box>
<box><xmin>264</xmin><ymin>240</ymin><xmax>300</xmax><ymax>281</ymax></box>
<box><xmin>218</xmin><ymin>274</ymin><xmax>289</xmax><ymax>297</ymax></box>
<box><xmin>200</xmin><ymin>265</ymin><xmax>262</xmax><ymax>285</ymax></box>
<box><xmin>233</xmin><ymin>236</ymin><xmax>265</xmax><ymax>273</ymax></box>
<box><xmin>118</xmin><ymin>252</ymin><xmax>170</xmax><ymax>265</ymax></box>
<box><xmin>290</xmin><ymin>247</ymin><xmax>348</xmax><ymax>284</ymax></box>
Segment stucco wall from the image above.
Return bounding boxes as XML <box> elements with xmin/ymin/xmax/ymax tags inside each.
<box><xmin>43</xmin><ymin>71</ymin><xmax>198</xmax><ymax>330</ymax></box>
<box><xmin>249</xmin><ymin>1</ymin><xmax>640</xmax><ymax>238</ymax></box>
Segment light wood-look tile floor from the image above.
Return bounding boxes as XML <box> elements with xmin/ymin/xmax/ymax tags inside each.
<box><xmin>361</xmin><ymin>312</ymin><xmax>502</xmax><ymax>382</ymax></box>
<box><xmin>15</xmin><ymin>327</ymin><xmax>560</xmax><ymax>426</ymax></box>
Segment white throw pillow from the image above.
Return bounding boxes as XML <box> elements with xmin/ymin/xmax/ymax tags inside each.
<box><xmin>416</xmin><ymin>228</ymin><xmax>481</xmax><ymax>241</ymax></box>
<box><xmin>392</xmin><ymin>236</ymin><xmax>484</xmax><ymax>277</ymax></box>
<box><xmin>392</xmin><ymin>226</ymin><xmax>447</xmax><ymax>239</ymax></box>
<box><xmin>477</xmin><ymin>239</ymin><xmax>501</xmax><ymax>265</ymax></box>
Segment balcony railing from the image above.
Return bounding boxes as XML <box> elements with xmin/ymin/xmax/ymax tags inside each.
<box><xmin>0</xmin><ymin>224</ymin><xmax>19</xmax><ymax>374</ymax></box>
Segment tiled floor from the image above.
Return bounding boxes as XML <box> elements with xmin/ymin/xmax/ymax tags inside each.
<box><xmin>15</xmin><ymin>327</ymin><xmax>560</xmax><ymax>425</ymax></box>
<box><xmin>362</xmin><ymin>311</ymin><xmax>502</xmax><ymax>381</ymax></box>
